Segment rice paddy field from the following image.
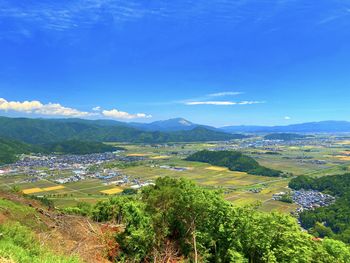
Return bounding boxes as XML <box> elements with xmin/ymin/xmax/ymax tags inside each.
<box><xmin>1</xmin><ymin>136</ymin><xmax>350</xmax><ymax>213</ymax></box>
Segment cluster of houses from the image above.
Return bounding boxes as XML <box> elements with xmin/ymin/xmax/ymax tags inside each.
<box><xmin>292</xmin><ymin>189</ymin><xmax>335</xmax><ymax>211</ymax></box>
<box><xmin>273</xmin><ymin>189</ymin><xmax>335</xmax><ymax>212</ymax></box>
<box><xmin>6</xmin><ymin>153</ymin><xmax>117</xmax><ymax>171</ymax></box>
<box><xmin>54</xmin><ymin>168</ymin><xmax>124</xmax><ymax>184</ymax></box>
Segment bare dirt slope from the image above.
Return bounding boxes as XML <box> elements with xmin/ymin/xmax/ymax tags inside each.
<box><xmin>0</xmin><ymin>191</ymin><xmax>114</xmax><ymax>263</ymax></box>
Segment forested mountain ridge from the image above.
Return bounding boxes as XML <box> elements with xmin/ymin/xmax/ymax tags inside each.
<box><xmin>0</xmin><ymin>116</ymin><xmax>245</xmax><ymax>144</ymax></box>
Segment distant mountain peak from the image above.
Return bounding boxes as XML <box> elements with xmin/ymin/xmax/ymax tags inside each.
<box><xmin>164</xmin><ymin>118</ymin><xmax>193</xmax><ymax>126</ymax></box>
<box><xmin>177</xmin><ymin>118</ymin><xmax>192</xmax><ymax>126</ymax></box>
<box><xmin>128</xmin><ymin>117</ymin><xmax>201</xmax><ymax>132</ymax></box>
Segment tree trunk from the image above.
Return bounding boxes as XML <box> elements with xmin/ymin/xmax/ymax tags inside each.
<box><xmin>192</xmin><ymin>222</ymin><xmax>198</xmax><ymax>263</ymax></box>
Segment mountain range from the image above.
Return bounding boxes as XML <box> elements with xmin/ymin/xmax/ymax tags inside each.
<box><xmin>0</xmin><ymin>116</ymin><xmax>245</xmax><ymax>144</ymax></box>
<box><xmin>130</xmin><ymin>119</ymin><xmax>350</xmax><ymax>133</ymax></box>
<box><xmin>1</xmin><ymin>116</ymin><xmax>350</xmax><ymax>146</ymax></box>
<box><xmin>220</xmin><ymin>121</ymin><xmax>350</xmax><ymax>133</ymax></box>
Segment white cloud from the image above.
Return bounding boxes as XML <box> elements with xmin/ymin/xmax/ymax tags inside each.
<box><xmin>208</xmin><ymin>91</ymin><xmax>243</xmax><ymax>97</ymax></box>
<box><xmin>238</xmin><ymin>101</ymin><xmax>264</xmax><ymax>105</ymax></box>
<box><xmin>186</xmin><ymin>101</ymin><xmax>236</xmax><ymax>105</ymax></box>
<box><xmin>0</xmin><ymin>98</ymin><xmax>93</xmax><ymax>117</ymax></box>
<box><xmin>0</xmin><ymin>98</ymin><xmax>153</xmax><ymax>120</ymax></box>
<box><xmin>186</xmin><ymin>100</ymin><xmax>263</xmax><ymax>106</ymax></box>
<box><xmin>284</xmin><ymin>116</ymin><xmax>291</xmax><ymax>120</ymax></box>
<box><xmin>102</xmin><ymin>109</ymin><xmax>152</xmax><ymax>119</ymax></box>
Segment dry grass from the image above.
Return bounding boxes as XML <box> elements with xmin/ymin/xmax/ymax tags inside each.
<box><xmin>336</xmin><ymin>140</ymin><xmax>350</xmax><ymax>145</ymax></box>
<box><xmin>126</xmin><ymin>153</ymin><xmax>151</xmax><ymax>157</ymax></box>
<box><xmin>205</xmin><ymin>166</ymin><xmax>227</xmax><ymax>172</ymax></box>
<box><xmin>150</xmin><ymin>155</ymin><xmax>170</xmax><ymax>159</ymax></box>
<box><xmin>334</xmin><ymin>155</ymin><xmax>350</xmax><ymax>161</ymax></box>
<box><xmin>42</xmin><ymin>185</ymin><xmax>65</xmax><ymax>191</ymax></box>
<box><xmin>100</xmin><ymin>187</ymin><xmax>123</xmax><ymax>195</ymax></box>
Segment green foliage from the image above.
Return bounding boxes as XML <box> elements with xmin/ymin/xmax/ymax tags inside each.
<box><xmin>289</xmin><ymin>173</ymin><xmax>350</xmax><ymax>243</ymax></box>
<box><xmin>28</xmin><ymin>195</ymin><xmax>55</xmax><ymax>209</ymax></box>
<box><xmin>321</xmin><ymin>238</ymin><xmax>350</xmax><ymax>262</ymax></box>
<box><xmin>10</xmin><ymin>185</ymin><xmax>21</xmax><ymax>193</ymax></box>
<box><xmin>289</xmin><ymin>175</ymin><xmax>315</xmax><ymax>190</ymax></box>
<box><xmin>42</xmin><ymin>140</ymin><xmax>121</xmax><ymax>154</ymax></box>
<box><xmin>186</xmin><ymin>150</ymin><xmax>282</xmax><ymax>177</ymax></box>
<box><xmin>279</xmin><ymin>193</ymin><xmax>293</xmax><ymax>203</ymax></box>
<box><xmin>89</xmin><ymin>177</ymin><xmax>350</xmax><ymax>262</ymax></box>
<box><xmin>122</xmin><ymin>188</ymin><xmax>138</xmax><ymax>195</ymax></box>
<box><xmin>0</xmin><ymin>222</ymin><xmax>80</xmax><ymax>263</ymax></box>
<box><xmin>310</xmin><ymin>223</ymin><xmax>334</xmax><ymax>238</ymax></box>
<box><xmin>62</xmin><ymin>202</ymin><xmax>93</xmax><ymax>216</ymax></box>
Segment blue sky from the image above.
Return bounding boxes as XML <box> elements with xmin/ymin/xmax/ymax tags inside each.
<box><xmin>0</xmin><ymin>0</ymin><xmax>350</xmax><ymax>126</ymax></box>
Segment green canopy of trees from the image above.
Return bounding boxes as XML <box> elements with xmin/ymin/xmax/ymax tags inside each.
<box><xmin>73</xmin><ymin>177</ymin><xmax>350</xmax><ymax>262</ymax></box>
<box><xmin>186</xmin><ymin>150</ymin><xmax>283</xmax><ymax>177</ymax></box>
<box><xmin>42</xmin><ymin>140</ymin><xmax>123</xmax><ymax>154</ymax></box>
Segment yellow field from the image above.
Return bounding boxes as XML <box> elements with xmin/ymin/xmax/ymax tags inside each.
<box><xmin>334</xmin><ymin>155</ymin><xmax>350</xmax><ymax>161</ymax></box>
<box><xmin>288</xmin><ymin>146</ymin><xmax>299</xmax><ymax>150</ymax></box>
<box><xmin>22</xmin><ymin>188</ymin><xmax>43</xmax><ymax>194</ymax></box>
<box><xmin>22</xmin><ymin>185</ymin><xmax>65</xmax><ymax>194</ymax></box>
<box><xmin>42</xmin><ymin>185</ymin><xmax>65</xmax><ymax>191</ymax></box>
<box><xmin>126</xmin><ymin>153</ymin><xmax>150</xmax><ymax>157</ymax></box>
<box><xmin>151</xmin><ymin>155</ymin><xmax>170</xmax><ymax>159</ymax></box>
<box><xmin>336</xmin><ymin>140</ymin><xmax>350</xmax><ymax>145</ymax></box>
<box><xmin>100</xmin><ymin>187</ymin><xmax>123</xmax><ymax>195</ymax></box>
<box><xmin>205</xmin><ymin>166</ymin><xmax>227</xmax><ymax>171</ymax></box>
<box><xmin>201</xmin><ymin>180</ymin><xmax>220</xmax><ymax>185</ymax></box>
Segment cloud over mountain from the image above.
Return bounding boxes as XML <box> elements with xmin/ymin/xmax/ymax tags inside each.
<box><xmin>102</xmin><ymin>109</ymin><xmax>152</xmax><ymax>119</ymax></box>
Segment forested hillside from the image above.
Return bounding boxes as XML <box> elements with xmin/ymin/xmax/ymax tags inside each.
<box><xmin>289</xmin><ymin>174</ymin><xmax>350</xmax><ymax>243</ymax></box>
<box><xmin>62</xmin><ymin>177</ymin><xmax>350</xmax><ymax>262</ymax></box>
<box><xmin>43</xmin><ymin>140</ymin><xmax>123</xmax><ymax>154</ymax></box>
<box><xmin>0</xmin><ymin>138</ymin><xmax>39</xmax><ymax>165</ymax></box>
<box><xmin>0</xmin><ymin>137</ymin><xmax>123</xmax><ymax>165</ymax></box>
<box><xmin>186</xmin><ymin>150</ymin><xmax>283</xmax><ymax>177</ymax></box>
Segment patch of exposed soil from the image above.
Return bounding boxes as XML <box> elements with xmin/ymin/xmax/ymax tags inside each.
<box><xmin>0</xmin><ymin>191</ymin><xmax>116</xmax><ymax>263</ymax></box>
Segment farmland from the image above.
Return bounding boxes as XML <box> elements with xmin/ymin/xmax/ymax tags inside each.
<box><xmin>1</xmin><ymin>135</ymin><xmax>350</xmax><ymax>214</ymax></box>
